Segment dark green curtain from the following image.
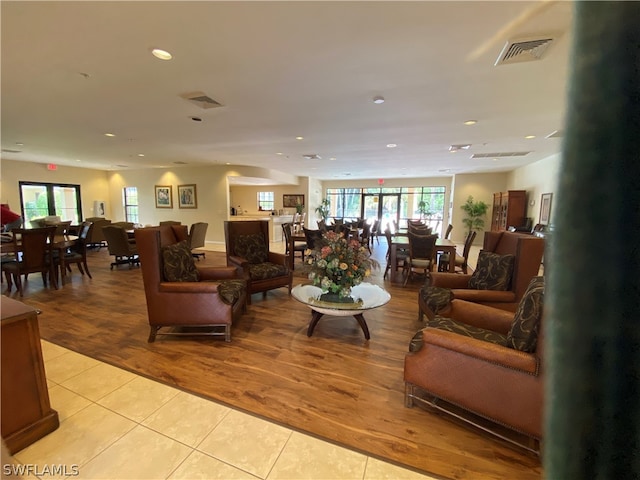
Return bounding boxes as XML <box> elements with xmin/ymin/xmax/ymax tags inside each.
<box><xmin>546</xmin><ymin>1</ymin><xmax>640</xmax><ymax>478</ymax></box>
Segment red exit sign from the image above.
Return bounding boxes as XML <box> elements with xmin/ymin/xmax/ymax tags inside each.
<box><xmin>47</xmin><ymin>164</ymin><xmax>57</xmax><ymax>171</ymax></box>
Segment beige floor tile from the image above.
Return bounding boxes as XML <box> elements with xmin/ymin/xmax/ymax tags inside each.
<box><xmin>14</xmin><ymin>403</ymin><xmax>135</xmax><ymax>468</ymax></box>
<box><xmin>198</xmin><ymin>410</ymin><xmax>291</xmax><ymax>478</ymax></box>
<box><xmin>364</xmin><ymin>457</ymin><xmax>439</xmax><ymax>480</ymax></box>
<box><xmin>169</xmin><ymin>450</ymin><xmax>258</xmax><ymax>480</ymax></box>
<box><xmin>44</xmin><ymin>350</ymin><xmax>102</xmax><ymax>384</ymax></box>
<box><xmin>48</xmin><ymin>385</ymin><xmax>92</xmax><ymax>422</ymax></box>
<box><xmin>142</xmin><ymin>391</ymin><xmax>231</xmax><ymax>447</ymax></box>
<box><xmin>97</xmin><ymin>376</ymin><xmax>180</xmax><ymax>422</ymax></box>
<box><xmin>61</xmin><ymin>362</ymin><xmax>137</xmax><ymax>401</ymax></box>
<box><xmin>267</xmin><ymin>431</ymin><xmax>366</xmax><ymax>480</ymax></box>
<box><xmin>76</xmin><ymin>425</ymin><xmax>192</xmax><ymax>479</ymax></box>
<box><xmin>40</xmin><ymin>340</ymin><xmax>71</xmax><ymax>362</ymax></box>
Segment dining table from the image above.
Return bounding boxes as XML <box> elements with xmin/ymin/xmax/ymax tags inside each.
<box><xmin>1</xmin><ymin>234</ymin><xmax>79</xmax><ymax>286</ymax></box>
<box><xmin>389</xmin><ymin>234</ymin><xmax>458</xmax><ymax>275</ymax></box>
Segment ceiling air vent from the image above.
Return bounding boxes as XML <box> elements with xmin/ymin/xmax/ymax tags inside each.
<box><xmin>546</xmin><ymin>129</ymin><xmax>564</xmax><ymax>138</ymax></box>
<box><xmin>471</xmin><ymin>152</ymin><xmax>531</xmax><ymax>158</ymax></box>
<box><xmin>303</xmin><ymin>154</ymin><xmax>321</xmax><ymax>160</ymax></box>
<box><xmin>1</xmin><ymin>148</ymin><xmax>22</xmax><ymax>154</ymax></box>
<box><xmin>179</xmin><ymin>91</ymin><xmax>223</xmax><ymax>109</ymax></box>
<box><xmin>495</xmin><ymin>35</ymin><xmax>555</xmax><ymax>66</ymax></box>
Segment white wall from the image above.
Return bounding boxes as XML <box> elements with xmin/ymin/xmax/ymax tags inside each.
<box><xmin>1</xmin><ymin>154</ymin><xmax>561</xmax><ymax>245</ymax></box>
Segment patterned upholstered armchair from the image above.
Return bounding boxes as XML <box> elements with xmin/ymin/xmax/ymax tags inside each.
<box><xmin>405</xmin><ymin>276</ymin><xmax>545</xmax><ymax>448</ymax></box>
<box><xmin>135</xmin><ymin>225</ymin><xmax>247</xmax><ymax>342</ymax></box>
<box><xmin>420</xmin><ymin>231</ymin><xmax>544</xmax><ymax>320</ymax></box>
<box><xmin>224</xmin><ymin>220</ymin><xmax>292</xmax><ymax>304</ymax></box>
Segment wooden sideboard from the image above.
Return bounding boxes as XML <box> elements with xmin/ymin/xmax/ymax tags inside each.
<box><xmin>1</xmin><ymin>297</ymin><xmax>59</xmax><ymax>454</ymax></box>
<box><xmin>491</xmin><ymin>190</ymin><xmax>527</xmax><ymax>232</ymax></box>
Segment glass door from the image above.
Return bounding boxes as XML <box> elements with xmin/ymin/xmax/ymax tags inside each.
<box><xmin>379</xmin><ymin>193</ymin><xmax>401</xmax><ymax>233</ymax></box>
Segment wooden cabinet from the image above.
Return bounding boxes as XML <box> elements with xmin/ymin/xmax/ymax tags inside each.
<box><xmin>1</xmin><ymin>297</ymin><xmax>59</xmax><ymax>454</ymax></box>
<box><xmin>491</xmin><ymin>190</ymin><xmax>526</xmax><ymax>232</ymax></box>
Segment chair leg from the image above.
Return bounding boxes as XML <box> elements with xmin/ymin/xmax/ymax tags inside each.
<box><xmin>148</xmin><ymin>326</ymin><xmax>160</xmax><ymax>343</ymax></box>
<box><xmin>224</xmin><ymin>325</ymin><xmax>231</xmax><ymax>342</ymax></box>
<box><xmin>83</xmin><ymin>261</ymin><xmax>92</xmax><ymax>278</ymax></box>
<box><xmin>15</xmin><ymin>273</ymin><xmax>24</xmax><ymax>296</ymax></box>
<box><xmin>405</xmin><ymin>383</ymin><xmax>415</xmax><ymax>408</ymax></box>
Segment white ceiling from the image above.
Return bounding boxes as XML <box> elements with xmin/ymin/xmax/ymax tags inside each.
<box><xmin>1</xmin><ymin>1</ymin><xmax>573</xmax><ymax>183</ymax></box>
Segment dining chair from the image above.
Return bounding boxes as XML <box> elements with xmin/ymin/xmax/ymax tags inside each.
<box><xmin>2</xmin><ymin>226</ymin><xmax>58</xmax><ymax>296</ymax></box>
<box><xmin>403</xmin><ymin>232</ymin><xmax>438</xmax><ymax>286</ymax></box>
<box><xmin>444</xmin><ymin>224</ymin><xmax>453</xmax><ymax>240</ymax></box>
<box><xmin>438</xmin><ymin>229</ymin><xmax>476</xmax><ymax>273</ymax></box>
<box><xmin>383</xmin><ymin>227</ymin><xmax>408</xmax><ymax>280</ymax></box>
<box><xmin>303</xmin><ymin>227</ymin><xmax>324</xmax><ymax>250</ymax></box>
<box><xmin>102</xmin><ymin>225</ymin><xmax>139</xmax><ymax>269</ymax></box>
<box><xmin>370</xmin><ymin>219</ymin><xmax>380</xmax><ymax>248</ymax></box>
<box><xmin>58</xmin><ymin>221</ymin><xmax>93</xmax><ymax>280</ymax></box>
<box><xmin>282</xmin><ymin>222</ymin><xmax>307</xmax><ymax>264</ymax></box>
<box><xmin>188</xmin><ymin>222</ymin><xmax>208</xmax><ymax>260</ymax></box>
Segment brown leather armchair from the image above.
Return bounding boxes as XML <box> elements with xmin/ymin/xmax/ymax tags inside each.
<box><xmin>135</xmin><ymin>225</ymin><xmax>247</xmax><ymax>342</ymax></box>
<box><xmin>421</xmin><ymin>231</ymin><xmax>544</xmax><ymax>318</ymax></box>
<box><xmin>224</xmin><ymin>220</ymin><xmax>292</xmax><ymax>304</ymax></box>
<box><xmin>405</xmin><ymin>276</ymin><xmax>545</xmax><ymax>446</ymax></box>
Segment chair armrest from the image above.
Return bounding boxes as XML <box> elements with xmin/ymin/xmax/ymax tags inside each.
<box><xmin>267</xmin><ymin>251</ymin><xmax>289</xmax><ymax>267</ymax></box>
<box><xmin>420</xmin><ymin>328</ymin><xmax>538</xmax><ymax>375</ymax></box>
<box><xmin>228</xmin><ymin>255</ymin><xmax>249</xmax><ymax>267</ymax></box>
<box><xmin>158</xmin><ymin>281</ymin><xmax>222</xmax><ymax>294</ymax></box>
<box><xmin>451</xmin><ymin>289</ymin><xmax>516</xmax><ymax>304</ymax></box>
<box><xmin>430</xmin><ymin>273</ymin><xmax>473</xmax><ymax>289</ymax></box>
<box><xmin>446</xmin><ymin>300</ymin><xmax>514</xmax><ymax>334</ymax></box>
<box><xmin>198</xmin><ymin>266</ymin><xmax>239</xmax><ymax>281</ymax></box>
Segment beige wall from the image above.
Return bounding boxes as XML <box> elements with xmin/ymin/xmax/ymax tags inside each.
<box><xmin>0</xmin><ymin>159</ymin><xmax>110</xmax><ymax>218</ymax></box>
<box><xmin>1</xmin><ymin>154</ymin><xmax>560</xmax><ymax>245</ymax></box>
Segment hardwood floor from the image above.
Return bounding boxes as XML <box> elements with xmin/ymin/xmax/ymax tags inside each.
<box><xmin>4</xmin><ymin>241</ymin><xmax>542</xmax><ymax>480</ymax></box>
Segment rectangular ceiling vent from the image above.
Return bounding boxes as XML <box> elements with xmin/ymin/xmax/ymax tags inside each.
<box><xmin>1</xmin><ymin>148</ymin><xmax>22</xmax><ymax>153</ymax></box>
<box><xmin>546</xmin><ymin>129</ymin><xmax>564</xmax><ymax>138</ymax></box>
<box><xmin>495</xmin><ymin>35</ymin><xmax>555</xmax><ymax>66</ymax></box>
<box><xmin>179</xmin><ymin>91</ymin><xmax>223</xmax><ymax>109</ymax></box>
<box><xmin>302</xmin><ymin>154</ymin><xmax>321</xmax><ymax>160</ymax></box>
<box><xmin>471</xmin><ymin>151</ymin><xmax>531</xmax><ymax>158</ymax></box>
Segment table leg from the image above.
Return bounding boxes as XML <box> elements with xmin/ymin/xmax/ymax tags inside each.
<box><xmin>354</xmin><ymin>313</ymin><xmax>371</xmax><ymax>340</ymax></box>
<box><xmin>447</xmin><ymin>246</ymin><xmax>456</xmax><ymax>272</ymax></box>
<box><xmin>307</xmin><ymin>310</ymin><xmax>323</xmax><ymax>337</ymax></box>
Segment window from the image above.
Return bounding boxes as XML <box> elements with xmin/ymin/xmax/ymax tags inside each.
<box><xmin>19</xmin><ymin>181</ymin><xmax>82</xmax><ymax>224</ymax></box>
<box><xmin>257</xmin><ymin>191</ymin><xmax>274</xmax><ymax>211</ymax></box>
<box><xmin>123</xmin><ymin>187</ymin><xmax>139</xmax><ymax>223</ymax></box>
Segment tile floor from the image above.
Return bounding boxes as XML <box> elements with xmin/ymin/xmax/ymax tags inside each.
<box><xmin>5</xmin><ymin>341</ymin><xmax>438</xmax><ymax>480</ymax></box>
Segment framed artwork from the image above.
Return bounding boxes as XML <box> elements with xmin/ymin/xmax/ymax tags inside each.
<box><xmin>539</xmin><ymin>193</ymin><xmax>553</xmax><ymax>225</ymax></box>
<box><xmin>283</xmin><ymin>194</ymin><xmax>304</xmax><ymax>208</ymax></box>
<box><xmin>155</xmin><ymin>185</ymin><xmax>173</xmax><ymax>209</ymax></box>
<box><xmin>178</xmin><ymin>184</ymin><xmax>197</xmax><ymax>209</ymax></box>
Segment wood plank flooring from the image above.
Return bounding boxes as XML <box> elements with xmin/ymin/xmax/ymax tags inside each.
<box><xmin>4</xmin><ymin>241</ymin><xmax>542</xmax><ymax>480</ymax></box>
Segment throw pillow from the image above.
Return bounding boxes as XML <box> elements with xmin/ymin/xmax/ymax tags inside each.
<box><xmin>235</xmin><ymin>234</ymin><xmax>268</xmax><ymax>264</ymax></box>
<box><xmin>420</xmin><ymin>286</ymin><xmax>454</xmax><ymax>315</ymax></box>
<box><xmin>162</xmin><ymin>240</ymin><xmax>199</xmax><ymax>282</ymax></box>
<box><xmin>468</xmin><ymin>251</ymin><xmax>515</xmax><ymax>291</ymax></box>
<box><xmin>507</xmin><ymin>276</ymin><xmax>545</xmax><ymax>352</ymax></box>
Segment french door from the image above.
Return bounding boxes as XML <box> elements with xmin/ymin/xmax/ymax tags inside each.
<box><xmin>19</xmin><ymin>181</ymin><xmax>83</xmax><ymax>226</ymax></box>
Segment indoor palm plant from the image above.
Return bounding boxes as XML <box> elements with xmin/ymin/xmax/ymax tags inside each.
<box><xmin>460</xmin><ymin>195</ymin><xmax>489</xmax><ymax>235</ymax></box>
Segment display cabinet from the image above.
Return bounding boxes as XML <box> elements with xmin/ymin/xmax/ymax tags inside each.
<box><xmin>491</xmin><ymin>190</ymin><xmax>526</xmax><ymax>232</ymax></box>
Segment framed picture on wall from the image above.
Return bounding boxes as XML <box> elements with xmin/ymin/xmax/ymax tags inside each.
<box><xmin>283</xmin><ymin>194</ymin><xmax>304</xmax><ymax>208</ymax></box>
<box><xmin>539</xmin><ymin>193</ymin><xmax>553</xmax><ymax>225</ymax></box>
<box><xmin>178</xmin><ymin>184</ymin><xmax>197</xmax><ymax>209</ymax></box>
<box><xmin>155</xmin><ymin>185</ymin><xmax>173</xmax><ymax>209</ymax></box>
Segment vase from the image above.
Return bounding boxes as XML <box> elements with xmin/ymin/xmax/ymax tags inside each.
<box><xmin>319</xmin><ymin>292</ymin><xmax>354</xmax><ymax>303</ymax></box>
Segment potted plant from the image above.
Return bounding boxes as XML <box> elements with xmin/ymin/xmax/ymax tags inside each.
<box><xmin>416</xmin><ymin>200</ymin><xmax>431</xmax><ymax>220</ymax></box>
<box><xmin>295</xmin><ymin>202</ymin><xmax>304</xmax><ymax>215</ymax></box>
<box><xmin>460</xmin><ymin>195</ymin><xmax>489</xmax><ymax>235</ymax></box>
<box><xmin>315</xmin><ymin>198</ymin><xmax>330</xmax><ymax>222</ymax></box>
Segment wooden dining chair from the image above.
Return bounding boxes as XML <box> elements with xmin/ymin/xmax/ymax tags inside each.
<box><xmin>383</xmin><ymin>227</ymin><xmax>408</xmax><ymax>280</ymax></box>
<box><xmin>403</xmin><ymin>231</ymin><xmax>438</xmax><ymax>286</ymax></box>
<box><xmin>59</xmin><ymin>221</ymin><xmax>93</xmax><ymax>279</ymax></box>
<box><xmin>282</xmin><ymin>222</ymin><xmax>307</xmax><ymax>264</ymax></box>
<box><xmin>1</xmin><ymin>226</ymin><xmax>58</xmax><ymax>296</ymax></box>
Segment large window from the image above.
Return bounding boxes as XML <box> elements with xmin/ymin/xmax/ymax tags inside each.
<box><xmin>19</xmin><ymin>181</ymin><xmax>82</xmax><ymax>225</ymax></box>
<box><xmin>257</xmin><ymin>191</ymin><xmax>274</xmax><ymax>211</ymax></box>
<box><xmin>325</xmin><ymin>186</ymin><xmax>446</xmax><ymax>234</ymax></box>
<box><xmin>123</xmin><ymin>187</ymin><xmax>139</xmax><ymax>223</ymax></box>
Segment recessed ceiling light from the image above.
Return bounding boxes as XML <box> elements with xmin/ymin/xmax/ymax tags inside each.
<box><xmin>373</xmin><ymin>96</ymin><xmax>385</xmax><ymax>104</ymax></box>
<box><xmin>386</xmin><ymin>143</ymin><xmax>397</xmax><ymax>148</ymax></box>
<box><xmin>525</xmin><ymin>135</ymin><xmax>536</xmax><ymax>139</ymax></box>
<box><xmin>190</xmin><ymin>116</ymin><xmax>202</xmax><ymax>122</ymax></box>
<box><xmin>15</xmin><ymin>142</ymin><xmax>24</xmax><ymax>146</ymax></box>
<box><xmin>104</xmin><ymin>133</ymin><xmax>115</xmax><ymax>137</ymax></box>
<box><xmin>276</xmin><ymin>152</ymin><xmax>283</xmax><ymax>155</ymax></box>
<box><xmin>295</xmin><ymin>136</ymin><xmax>304</xmax><ymax>140</ymax></box>
<box><xmin>330</xmin><ymin>157</ymin><xmax>336</xmax><ymax>161</ymax></box>
<box><xmin>464</xmin><ymin>120</ymin><xmax>477</xmax><ymax>126</ymax></box>
<box><xmin>151</xmin><ymin>48</ymin><xmax>172</xmax><ymax>60</ymax></box>
<box><xmin>137</xmin><ymin>153</ymin><xmax>145</xmax><ymax>157</ymax></box>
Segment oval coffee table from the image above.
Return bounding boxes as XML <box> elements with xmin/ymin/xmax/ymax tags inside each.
<box><xmin>291</xmin><ymin>283</ymin><xmax>391</xmax><ymax>340</ymax></box>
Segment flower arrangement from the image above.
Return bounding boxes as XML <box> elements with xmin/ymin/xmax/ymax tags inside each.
<box><xmin>305</xmin><ymin>230</ymin><xmax>378</xmax><ymax>299</ymax></box>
